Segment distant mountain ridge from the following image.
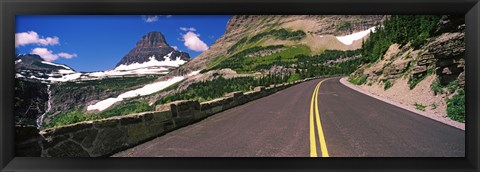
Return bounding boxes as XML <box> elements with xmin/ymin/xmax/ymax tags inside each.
<box><xmin>15</xmin><ymin>54</ymin><xmax>74</xmax><ymax>73</ymax></box>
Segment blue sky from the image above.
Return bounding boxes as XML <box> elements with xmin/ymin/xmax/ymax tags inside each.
<box><xmin>15</xmin><ymin>15</ymin><xmax>231</xmax><ymax>72</ymax></box>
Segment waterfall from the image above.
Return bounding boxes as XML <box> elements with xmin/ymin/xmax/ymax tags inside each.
<box><xmin>37</xmin><ymin>85</ymin><xmax>52</xmax><ymax>128</ymax></box>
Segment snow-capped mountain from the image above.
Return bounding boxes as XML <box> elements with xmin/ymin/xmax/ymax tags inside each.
<box><xmin>116</xmin><ymin>31</ymin><xmax>190</xmax><ymax>67</ymax></box>
<box><xmin>15</xmin><ymin>54</ymin><xmax>75</xmax><ymax>72</ymax></box>
<box><xmin>15</xmin><ymin>54</ymin><xmax>79</xmax><ymax>82</ymax></box>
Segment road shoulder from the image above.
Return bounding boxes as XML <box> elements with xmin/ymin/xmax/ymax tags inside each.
<box><xmin>339</xmin><ymin>77</ymin><xmax>465</xmax><ymax>130</ymax></box>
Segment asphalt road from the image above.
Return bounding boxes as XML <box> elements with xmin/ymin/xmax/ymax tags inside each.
<box><xmin>113</xmin><ymin>77</ymin><xmax>465</xmax><ymax>157</ymax></box>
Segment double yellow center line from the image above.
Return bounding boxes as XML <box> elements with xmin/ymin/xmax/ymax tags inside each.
<box><xmin>309</xmin><ymin>79</ymin><xmax>329</xmax><ymax>157</ymax></box>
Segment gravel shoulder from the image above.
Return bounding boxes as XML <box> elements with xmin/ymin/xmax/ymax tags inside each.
<box><xmin>340</xmin><ymin>77</ymin><xmax>465</xmax><ymax>130</ymax></box>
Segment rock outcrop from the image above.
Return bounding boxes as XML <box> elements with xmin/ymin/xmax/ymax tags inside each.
<box><xmin>350</xmin><ymin>15</ymin><xmax>465</xmax><ymax>118</ymax></box>
<box><xmin>360</xmin><ymin>15</ymin><xmax>465</xmax><ymax>87</ymax></box>
<box><xmin>426</xmin><ymin>32</ymin><xmax>465</xmax><ymax>86</ymax></box>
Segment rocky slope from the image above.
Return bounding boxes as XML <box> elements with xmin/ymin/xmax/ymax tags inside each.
<box><xmin>349</xmin><ymin>15</ymin><xmax>465</xmax><ymax>122</ymax></box>
<box><xmin>169</xmin><ymin>15</ymin><xmax>386</xmax><ymax>75</ymax></box>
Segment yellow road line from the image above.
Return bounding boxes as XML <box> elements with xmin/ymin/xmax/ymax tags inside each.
<box><xmin>309</xmin><ymin>79</ymin><xmax>330</xmax><ymax>157</ymax></box>
<box><xmin>309</xmin><ymin>82</ymin><xmax>320</xmax><ymax>157</ymax></box>
<box><xmin>315</xmin><ymin>80</ymin><xmax>330</xmax><ymax>157</ymax></box>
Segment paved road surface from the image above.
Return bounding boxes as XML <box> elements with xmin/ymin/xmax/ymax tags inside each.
<box><xmin>113</xmin><ymin>77</ymin><xmax>465</xmax><ymax>157</ymax></box>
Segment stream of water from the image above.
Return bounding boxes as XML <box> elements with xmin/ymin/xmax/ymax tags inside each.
<box><xmin>37</xmin><ymin>84</ymin><xmax>52</xmax><ymax>128</ymax></box>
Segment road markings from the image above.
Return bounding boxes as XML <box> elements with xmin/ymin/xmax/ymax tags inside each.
<box><xmin>310</xmin><ymin>79</ymin><xmax>330</xmax><ymax>157</ymax></box>
<box><xmin>309</xmin><ymin>82</ymin><xmax>319</xmax><ymax>157</ymax></box>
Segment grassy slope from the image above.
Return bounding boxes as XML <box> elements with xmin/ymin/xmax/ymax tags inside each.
<box><xmin>206</xmin><ymin>28</ymin><xmax>311</xmax><ymax>73</ymax></box>
<box><xmin>45</xmin><ymin>76</ymin><xmax>160</xmax><ymax>128</ymax></box>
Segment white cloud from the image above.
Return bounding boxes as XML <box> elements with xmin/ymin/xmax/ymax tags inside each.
<box><xmin>31</xmin><ymin>48</ymin><xmax>77</xmax><ymax>62</ymax></box>
<box><xmin>57</xmin><ymin>52</ymin><xmax>77</xmax><ymax>59</ymax></box>
<box><xmin>15</xmin><ymin>31</ymin><xmax>59</xmax><ymax>47</ymax></box>
<box><xmin>182</xmin><ymin>31</ymin><xmax>209</xmax><ymax>52</ymax></box>
<box><xmin>179</xmin><ymin>27</ymin><xmax>197</xmax><ymax>32</ymax></box>
<box><xmin>171</xmin><ymin>46</ymin><xmax>179</xmax><ymax>50</ymax></box>
<box><xmin>142</xmin><ymin>15</ymin><xmax>159</xmax><ymax>23</ymax></box>
<box><xmin>142</xmin><ymin>15</ymin><xmax>172</xmax><ymax>23</ymax></box>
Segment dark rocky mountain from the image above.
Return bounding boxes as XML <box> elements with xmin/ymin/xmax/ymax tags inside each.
<box><xmin>14</xmin><ymin>79</ymin><xmax>49</xmax><ymax>126</ymax></box>
<box><xmin>116</xmin><ymin>31</ymin><xmax>190</xmax><ymax>67</ymax></box>
<box><xmin>15</xmin><ymin>54</ymin><xmax>74</xmax><ymax>73</ymax></box>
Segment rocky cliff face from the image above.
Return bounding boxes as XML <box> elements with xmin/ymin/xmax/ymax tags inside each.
<box><xmin>14</xmin><ymin>80</ymin><xmax>48</xmax><ymax>126</ymax></box>
<box><xmin>362</xmin><ymin>15</ymin><xmax>465</xmax><ymax>87</ymax></box>
<box><xmin>116</xmin><ymin>31</ymin><xmax>190</xmax><ymax>66</ymax></box>
<box><xmin>417</xmin><ymin>32</ymin><xmax>465</xmax><ymax>86</ymax></box>
<box><xmin>168</xmin><ymin>15</ymin><xmax>385</xmax><ymax>76</ymax></box>
<box><xmin>350</xmin><ymin>15</ymin><xmax>465</xmax><ymax>118</ymax></box>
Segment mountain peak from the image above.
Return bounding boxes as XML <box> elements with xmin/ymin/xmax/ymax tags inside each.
<box><xmin>136</xmin><ymin>31</ymin><xmax>169</xmax><ymax>48</ymax></box>
<box><xmin>16</xmin><ymin>54</ymin><xmax>43</xmax><ymax>61</ymax></box>
<box><xmin>116</xmin><ymin>31</ymin><xmax>190</xmax><ymax>67</ymax></box>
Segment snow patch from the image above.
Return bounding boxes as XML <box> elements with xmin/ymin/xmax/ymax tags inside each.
<box><xmin>15</xmin><ymin>59</ymin><xmax>22</xmax><ymax>64</ymax></box>
<box><xmin>47</xmin><ymin>73</ymin><xmax>82</xmax><ymax>82</ymax></box>
<box><xmin>336</xmin><ymin>27</ymin><xmax>376</xmax><ymax>45</ymax></box>
<box><xmin>86</xmin><ymin>70</ymin><xmax>201</xmax><ymax>112</ymax></box>
<box><xmin>58</xmin><ymin>69</ymin><xmax>76</xmax><ymax>74</ymax></box>
<box><xmin>114</xmin><ymin>53</ymin><xmax>186</xmax><ymax>71</ymax></box>
<box><xmin>187</xmin><ymin>70</ymin><xmax>201</xmax><ymax>76</ymax></box>
<box><xmin>41</xmin><ymin>61</ymin><xmax>72</xmax><ymax>70</ymax></box>
<box><xmin>87</xmin><ymin>67</ymin><xmax>170</xmax><ymax>78</ymax></box>
<box><xmin>87</xmin><ymin>76</ymin><xmax>185</xmax><ymax>111</ymax></box>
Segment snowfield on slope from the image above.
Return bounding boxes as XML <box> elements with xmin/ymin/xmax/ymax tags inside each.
<box><xmin>85</xmin><ymin>67</ymin><xmax>170</xmax><ymax>78</ymax></box>
<box><xmin>115</xmin><ymin>53</ymin><xmax>186</xmax><ymax>71</ymax></box>
<box><xmin>82</xmin><ymin>53</ymin><xmax>187</xmax><ymax>78</ymax></box>
<box><xmin>16</xmin><ymin>53</ymin><xmax>187</xmax><ymax>82</ymax></box>
<box><xmin>336</xmin><ymin>27</ymin><xmax>376</xmax><ymax>45</ymax></box>
<box><xmin>48</xmin><ymin>73</ymin><xmax>83</xmax><ymax>82</ymax></box>
<box><xmin>87</xmin><ymin>71</ymin><xmax>200</xmax><ymax>111</ymax></box>
<box><xmin>41</xmin><ymin>61</ymin><xmax>74</xmax><ymax>70</ymax></box>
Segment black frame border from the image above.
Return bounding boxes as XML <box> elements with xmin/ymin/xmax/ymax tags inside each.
<box><xmin>1</xmin><ymin>0</ymin><xmax>479</xmax><ymax>171</ymax></box>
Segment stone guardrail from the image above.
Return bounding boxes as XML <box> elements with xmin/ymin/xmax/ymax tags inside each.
<box><xmin>20</xmin><ymin>78</ymin><xmax>319</xmax><ymax>157</ymax></box>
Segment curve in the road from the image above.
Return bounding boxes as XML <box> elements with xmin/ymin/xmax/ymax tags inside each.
<box><xmin>310</xmin><ymin>79</ymin><xmax>329</xmax><ymax>157</ymax></box>
<box><xmin>113</xmin><ymin>77</ymin><xmax>465</xmax><ymax>157</ymax></box>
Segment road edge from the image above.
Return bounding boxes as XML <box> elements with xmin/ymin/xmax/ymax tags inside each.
<box><xmin>339</xmin><ymin>77</ymin><xmax>465</xmax><ymax>131</ymax></box>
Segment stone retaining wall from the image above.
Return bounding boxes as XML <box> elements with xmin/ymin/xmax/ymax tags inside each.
<box><xmin>32</xmin><ymin>78</ymin><xmax>316</xmax><ymax>157</ymax></box>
